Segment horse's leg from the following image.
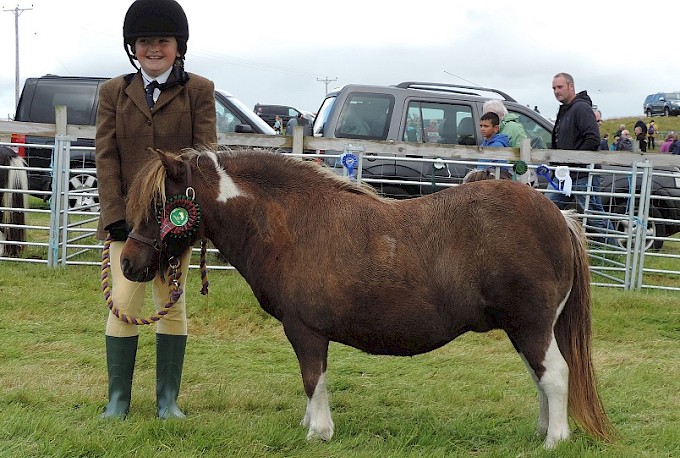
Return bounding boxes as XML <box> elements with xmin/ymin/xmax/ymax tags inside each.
<box><xmin>538</xmin><ymin>335</ymin><xmax>570</xmax><ymax>448</ymax></box>
<box><xmin>518</xmin><ymin>353</ymin><xmax>549</xmax><ymax>438</ymax></box>
<box><xmin>282</xmin><ymin>319</ymin><xmax>333</xmax><ymax>441</ymax></box>
<box><xmin>511</xmin><ymin>294</ymin><xmax>571</xmax><ymax>449</ymax></box>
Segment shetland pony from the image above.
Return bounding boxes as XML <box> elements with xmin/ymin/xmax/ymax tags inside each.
<box><xmin>120</xmin><ymin>148</ymin><xmax>614</xmax><ymax>448</ymax></box>
<box><xmin>0</xmin><ymin>146</ymin><xmax>28</xmax><ymax>256</ymax></box>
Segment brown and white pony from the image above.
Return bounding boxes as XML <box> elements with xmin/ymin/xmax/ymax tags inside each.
<box><xmin>120</xmin><ymin>148</ymin><xmax>614</xmax><ymax>448</ymax></box>
<box><xmin>0</xmin><ymin>146</ymin><xmax>28</xmax><ymax>257</ymax></box>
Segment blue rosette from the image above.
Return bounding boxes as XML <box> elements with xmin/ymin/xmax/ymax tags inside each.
<box><xmin>341</xmin><ymin>152</ymin><xmax>358</xmax><ymax>179</ymax></box>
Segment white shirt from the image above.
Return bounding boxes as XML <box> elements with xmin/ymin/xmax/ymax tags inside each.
<box><xmin>141</xmin><ymin>67</ymin><xmax>172</xmax><ymax>104</ymax></box>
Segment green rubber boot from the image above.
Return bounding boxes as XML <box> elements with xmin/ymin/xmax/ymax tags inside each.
<box><xmin>156</xmin><ymin>334</ymin><xmax>188</xmax><ymax>419</ymax></box>
<box><xmin>101</xmin><ymin>335</ymin><xmax>138</xmax><ymax>419</ymax></box>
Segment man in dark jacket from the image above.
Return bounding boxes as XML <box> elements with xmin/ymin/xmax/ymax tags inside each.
<box><xmin>549</xmin><ymin>72</ymin><xmax>614</xmax><ymax>244</ymax></box>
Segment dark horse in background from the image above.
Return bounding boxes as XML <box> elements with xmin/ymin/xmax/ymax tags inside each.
<box><xmin>120</xmin><ymin>148</ymin><xmax>614</xmax><ymax>448</ymax></box>
<box><xmin>0</xmin><ymin>146</ymin><xmax>28</xmax><ymax>257</ymax></box>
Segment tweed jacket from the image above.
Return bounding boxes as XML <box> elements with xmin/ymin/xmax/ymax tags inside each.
<box><xmin>95</xmin><ymin>71</ymin><xmax>217</xmax><ymax>239</ymax></box>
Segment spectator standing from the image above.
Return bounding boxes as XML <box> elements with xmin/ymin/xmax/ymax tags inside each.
<box><xmin>273</xmin><ymin>115</ymin><xmax>282</xmax><ymax>134</ymax></box>
<box><xmin>616</xmin><ymin>130</ymin><xmax>634</xmax><ymax>151</ymax></box>
<box><xmin>614</xmin><ymin>123</ymin><xmax>626</xmax><ymax>138</ymax></box>
<box><xmin>660</xmin><ymin>132</ymin><xmax>675</xmax><ymax>153</ymax></box>
<box><xmin>634</xmin><ymin>126</ymin><xmax>647</xmax><ymax>152</ymax></box>
<box><xmin>479</xmin><ymin>112</ymin><xmax>510</xmax><ymax>147</ymax></box>
<box><xmin>285</xmin><ymin>115</ymin><xmax>298</xmax><ymax>135</ymax></box>
<box><xmin>482</xmin><ymin>99</ymin><xmax>528</xmax><ymax>147</ymax></box>
<box><xmin>549</xmin><ymin>72</ymin><xmax>613</xmax><ymax>241</ymax></box>
<box><xmin>634</xmin><ymin>117</ymin><xmax>647</xmax><ymax>137</ymax></box>
<box><xmin>599</xmin><ymin>133</ymin><xmax>610</xmax><ymax>151</ymax></box>
<box><xmin>96</xmin><ymin>0</ymin><xmax>217</xmax><ymax>420</ymax></box>
<box><xmin>647</xmin><ymin>119</ymin><xmax>656</xmax><ymax>149</ymax></box>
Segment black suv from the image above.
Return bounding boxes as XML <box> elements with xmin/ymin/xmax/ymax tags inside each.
<box><xmin>643</xmin><ymin>92</ymin><xmax>680</xmax><ymax>117</ymax></box>
<box><xmin>12</xmin><ymin>74</ymin><xmax>274</xmax><ymax>207</ymax></box>
<box><xmin>254</xmin><ymin>103</ymin><xmax>315</xmax><ymax>128</ymax></box>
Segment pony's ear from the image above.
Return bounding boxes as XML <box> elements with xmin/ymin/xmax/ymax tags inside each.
<box><xmin>154</xmin><ymin>149</ymin><xmax>184</xmax><ymax>181</ymax></box>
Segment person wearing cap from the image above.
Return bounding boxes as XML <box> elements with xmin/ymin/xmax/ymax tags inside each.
<box><xmin>95</xmin><ymin>0</ymin><xmax>216</xmax><ymax>420</ymax></box>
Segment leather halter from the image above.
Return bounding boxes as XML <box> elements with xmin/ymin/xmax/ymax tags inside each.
<box><xmin>128</xmin><ymin>160</ymin><xmax>194</xmax><ymax>252</ymax></box>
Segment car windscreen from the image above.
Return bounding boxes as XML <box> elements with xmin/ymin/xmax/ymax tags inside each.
<box><xmin>26</xmin><ymin>79</ymin><xmax>99</xmax><ymax>125</ymax></box>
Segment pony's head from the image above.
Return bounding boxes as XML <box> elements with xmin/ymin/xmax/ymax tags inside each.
<box><xmin>120</xmin><ymin>149</ymin><xmax>203</xmax><ymax>282</ymax></box>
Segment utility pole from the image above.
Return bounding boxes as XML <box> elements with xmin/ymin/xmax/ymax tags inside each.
<box><xmin>317</xmin><ymin>76</ymin><xmax>338</xmax><ymax>95</ymax></box>
<box><xmin>4</xmin><ymin>4</ymin><xmax>33</xmax><ymax>109</ymax></box>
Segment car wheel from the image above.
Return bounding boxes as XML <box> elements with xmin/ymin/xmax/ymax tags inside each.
<box><xmin>613</xmin><ymin>203</ymin><xmax>664</xmax><ymax>251</ymax></box>
<box><xmin>646</xmin><ymin>109</ymin><xmax>652</xmax><ymax>118</ymax></box>
<box><xmin>68</xmin><ymin>173</ymin><xmax>99</xmax><ymax>212</ymax></box>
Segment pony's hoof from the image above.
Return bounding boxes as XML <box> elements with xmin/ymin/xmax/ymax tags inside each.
<box><xmin>543</xmin><ymin>432</ymin><xmax>569</xmax><ymax>449</ymax></box>
<box><xmin>305</xmin><ymin>423</ymin><xmax>334</xmax><ymax>442</ymax></box>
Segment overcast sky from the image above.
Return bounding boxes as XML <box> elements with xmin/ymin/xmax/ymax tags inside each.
<box><xmin>2</xmin><ymin>0</ymin><xmax>679</xmax><ymax>122</ymax></box>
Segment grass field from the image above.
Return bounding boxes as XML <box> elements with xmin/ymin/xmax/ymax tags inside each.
<box><xmin>1</xmin><ymin>262</ymin><xmax>679</xmax><ymax>457</ymax></box>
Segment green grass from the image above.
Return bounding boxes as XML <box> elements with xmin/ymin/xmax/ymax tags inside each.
<box><xmin>1</xmin><ymin>263</ymin><xmax>679</xmax><ymax>457</ymax></box>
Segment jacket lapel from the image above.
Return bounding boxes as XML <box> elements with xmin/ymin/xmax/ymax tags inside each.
<box><xmin>124</xmin><ymin>73</ymin><xmax>153</xmax><ymax>120</ymax></box>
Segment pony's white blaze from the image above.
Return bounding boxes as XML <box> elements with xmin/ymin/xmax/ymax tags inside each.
<box><xmin>302</xmin><ymin>372</ymin><xmax>334</xmax><ymax>441</ymax></box>
<box><xmin>205</xmin><ymin>150</ymin><xmax>241</xmax><ymax>202</ymax></box>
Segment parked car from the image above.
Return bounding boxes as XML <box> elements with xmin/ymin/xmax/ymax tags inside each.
<box><xmin>312</xmin><ymin>81</ymin><xmax>552</xmax><ymax>197</ymax></box>
<box><xmin>11</xmin><ymin>74</ymin><xmax>274</xmax><ymax>209</ymax></box>
<box><xmin>312</xmin><ymin>81</ymin><xmax>680</xmax><ymax>249</ymax></box>
<box><xmin>254</xmin><ymin>103</ymin><xmax>315</xmax><ymax>129</ymax></box>
<box><xmin>643</xmin><ymin>92</ymin><xmax>680</xmax><ymax>117</ymax></box>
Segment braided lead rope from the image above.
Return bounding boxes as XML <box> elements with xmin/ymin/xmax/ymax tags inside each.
<box><xmin>101</xmin><ymin>235</ymin><xmax>183</xmax><ymax>325</ymax></box>
<box><xmin>199</xmin><ymin>239</ymin><xmax>209</xmax><ymax>295</ymax></box>
<box><xmin>101</xmin><ymin>236</ymin><xmax>210</xmax><ymax>324</ymax></box>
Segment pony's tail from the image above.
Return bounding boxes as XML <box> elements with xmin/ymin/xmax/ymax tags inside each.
<box><xmin>554</xmin><ymin>211</ymin><xmax>616</xmax><ymax>443</ymax></box>
<box><xmin>1</xmin><ymin>156</ymin><xmax>28</xmax><ymax>256</ymax></box>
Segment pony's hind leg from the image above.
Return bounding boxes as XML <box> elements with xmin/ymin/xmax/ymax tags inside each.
<box><xmin>519</xmin><ymin>353</ymin><xmax>549</xmax><ymax>438</ymax></box>
<box><xmin>301</xmin><ymin>372</ymin><xmax>334</xmax><ymax>441</ymax></box>
<box><xmin>283</xmin><ymin>319</ymin><xmax>334</xmax><ymax>441</ymax></box>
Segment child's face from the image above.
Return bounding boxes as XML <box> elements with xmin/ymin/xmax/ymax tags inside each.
<box><xmin>134</xmin><ymin>36</ymin><xmax>179</xmax><ymax>78</ymax></box>
<box><xmin>479</xmin><ymin>120</ymin><xmax>499</xmax><ymax>140</ymax></box>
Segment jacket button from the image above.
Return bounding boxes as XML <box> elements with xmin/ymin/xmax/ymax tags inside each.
<box><xmin>147</xmin><ymin>120</ymin><xmax>152</xmax><ymax>126</ymax></box>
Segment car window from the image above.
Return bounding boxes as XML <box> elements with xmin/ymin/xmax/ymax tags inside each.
<box><xmin>28</xmin><ymin>79</ymin><xmax>99</xmax><ymax>125</ymax></box>
<box><xmin>336</xmin><ymin>93</ymin><xmax>393</xmax><ymax>140</ymax></box>
<box><xmin>404</xmin><ymin>101</ymin><xmax>474</xmax><ymax>145</ymax></box>
<box><xmin>513</xmin><ymin>110</ymin><xmax>551</xmax><ymax>149</ymax></box>
<box><xmin>313</xmin><ymin>96</ymin><xmax>336</xmax><ymax>136</ymax></box>
<box><xmin>215</xmin><ymin>98</ymin><xmax>241</xmax><ymax>133</ymax></box>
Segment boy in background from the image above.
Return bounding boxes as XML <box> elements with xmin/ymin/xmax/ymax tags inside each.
<box><xmin>479</xmin><ymin>112</ymin><xmax>510</xmax><ymax>147</ymax></box>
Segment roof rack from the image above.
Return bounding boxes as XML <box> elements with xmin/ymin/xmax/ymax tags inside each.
<box><xmin>395</xmin><ymin>82</ymin><xmax>516</xmax><ymax>102</ymax></box>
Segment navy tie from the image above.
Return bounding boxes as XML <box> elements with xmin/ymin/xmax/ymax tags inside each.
<box><xmin>145</xmin><ymin>81</ymin><xmax>159</xmax><ymax>109</ymax></box>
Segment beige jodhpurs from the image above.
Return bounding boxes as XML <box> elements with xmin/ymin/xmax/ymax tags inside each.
<box><xmin>105</xmin><ymin>241</ymin><xmax>191</xmax><ymax>337</ymax></box>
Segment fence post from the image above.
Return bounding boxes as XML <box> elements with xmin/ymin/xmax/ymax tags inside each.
<box><xmin>292</xmin><ymin>126</ymin><xmax>303</xmax><ymax>155</ymax></box>
<box><xmin>632</xmin><ymin>161</ymin><xmax>654</xmax><ymax>290</ymax></box>
<box><xmin>518</xmin><ymin>138</ymin><xmax>532</xmax><ymax>185</ymax></box>
<box><xmin>47</xmin><ymin>106</ymin><xmax>73</xmax><ymax>268</ymax></box>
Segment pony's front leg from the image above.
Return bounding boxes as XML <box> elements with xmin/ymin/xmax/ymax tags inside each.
<box><xmin>283</xmin><ymin>319</ymin><xmax>334</xmax><ymax>441</ymax></box>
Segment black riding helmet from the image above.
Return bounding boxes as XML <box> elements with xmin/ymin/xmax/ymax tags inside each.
<box><xmin>123</xmin><ymin>0</ymin><xmax>189</xmax><ymax>70</ymax></box>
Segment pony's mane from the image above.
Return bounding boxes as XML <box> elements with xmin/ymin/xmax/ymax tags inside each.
<box><xmin>197</xmin><ymin>147</ymin><xmax>381</xmax><ymax>199</ymax></box>
<box><xmin>125</xmin><ymin>147</ymin><xmax>382</xmax><ymax>227</ymax></box>
<box><xmin>126</xmin><ymin>154</ymin><xmax>166</xmax><ymax>228</ymax></box>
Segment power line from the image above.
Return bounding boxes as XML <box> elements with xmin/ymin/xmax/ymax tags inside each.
<box><xmin>3</xmin><ymin>4</ymin><xmax>33</xmax><ymax>109</ymax></box>
<box><xmin>317</xmin><ymin>77</ymin><xmax>338</xmax><ymax>95</ymax></box>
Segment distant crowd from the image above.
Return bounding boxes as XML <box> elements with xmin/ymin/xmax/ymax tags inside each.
<box><xmin>599</xmin><ymin>116</ymin><xmax>680</xmax><ymax>154</ymax></box>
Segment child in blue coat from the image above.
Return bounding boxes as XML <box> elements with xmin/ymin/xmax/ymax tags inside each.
<box><xmin>480</xmin><ymin>111</ymin><xmax>510</xmax><ymax>147</ymax></box>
